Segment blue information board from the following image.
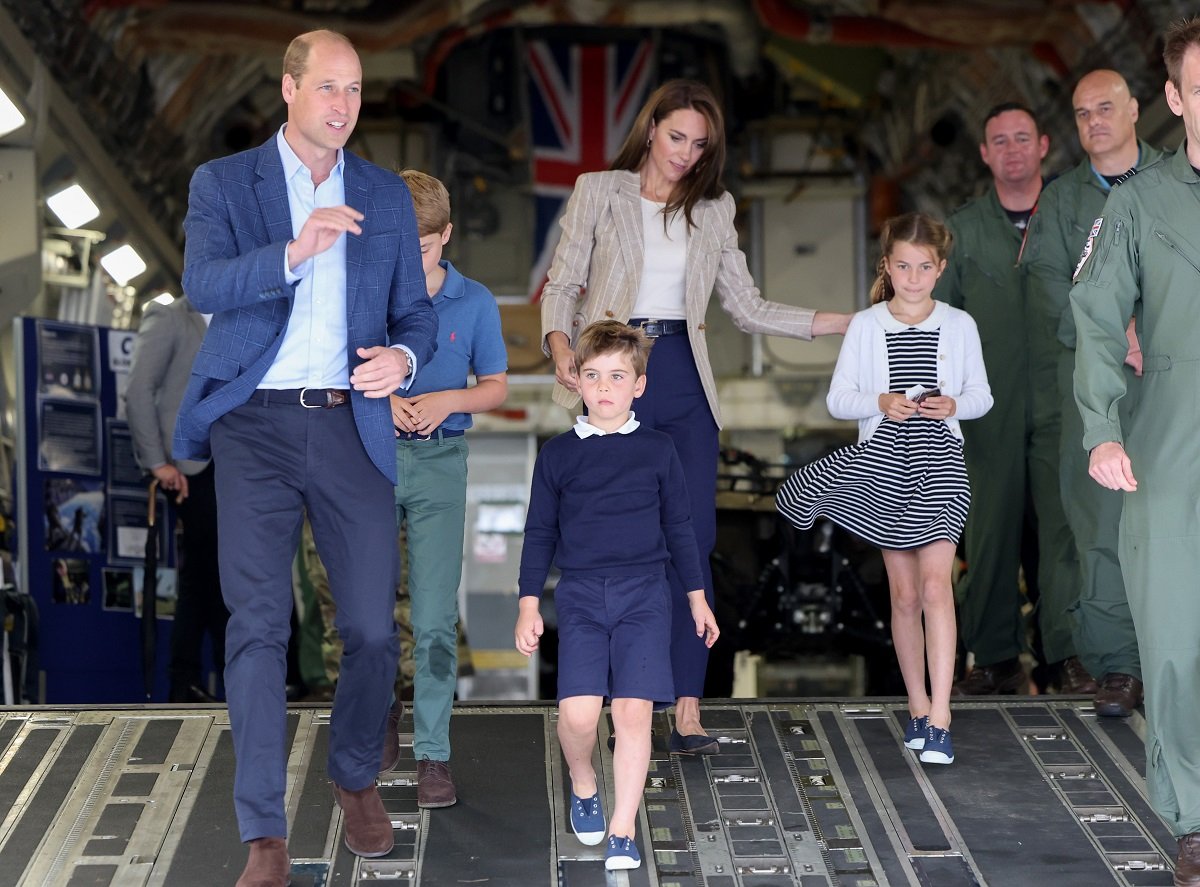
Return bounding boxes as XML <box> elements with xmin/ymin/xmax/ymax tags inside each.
<box><xmin>15</xmin><ymin>316</ymin><xmax>180</xmax><ymax>703</ymax></box>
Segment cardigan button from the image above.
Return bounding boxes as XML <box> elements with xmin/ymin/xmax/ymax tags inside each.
<box><xmin>697</xmin><ymin>323</ymin><xmax>705</xmax><ymax>330</ymax></box>
<box><xmin>605</xmin><ymin>310</ymin><xmax>615</xmax><ymax>318</ymax></box>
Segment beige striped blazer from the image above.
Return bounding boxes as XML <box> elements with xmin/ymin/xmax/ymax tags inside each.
<box><xmin>540</xmin><ymin>170</ymin><xmax>816</xmax><ymax>427</ymax></box>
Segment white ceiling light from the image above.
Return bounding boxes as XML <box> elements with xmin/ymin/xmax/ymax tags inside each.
<box><xmin>151</xmin><ymin>292</ymin><xmax>174</xmax><ymax>306</ymax></box>
<box><xmin>46</xmin><ymin>184</ymin><xmax>101</xmax><ymax>229</ymax></box>
<box><xmin>0</xmin><ymin>86</ymin><xmax>24</xmax><ymax>138</ymax></box>
<box><xmin>100</xmin><ymin>244</ymin><xmax>147</xmax><ymax>286</ymax></box>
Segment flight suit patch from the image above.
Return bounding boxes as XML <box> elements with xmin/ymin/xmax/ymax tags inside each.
<box><xmin>1073</xmin><ymin>217</ymin><xmax>1104</xmax><ymax>280</ymax></box>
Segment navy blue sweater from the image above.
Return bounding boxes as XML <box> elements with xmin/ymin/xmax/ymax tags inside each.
<box><xmin>518</xmin><ymin>426</ymin><xmax>704</xmax><ymax>599</ymax></box>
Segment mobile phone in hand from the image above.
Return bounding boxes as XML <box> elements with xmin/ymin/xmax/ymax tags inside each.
<box><xmin>912</xmin><ymin>387</ymin><xmax>941</xmax><ymax>404</ymax></box>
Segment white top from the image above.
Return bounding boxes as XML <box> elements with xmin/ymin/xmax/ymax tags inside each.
<box><xmin>827</xmin><ymin>300</ymin><xmax>993</xmax><ymax>442</ymax></box>
<box><xmin>631</xmin><ymin>198</ymin><xmax>687</xmax><ymax>319</ymax></box>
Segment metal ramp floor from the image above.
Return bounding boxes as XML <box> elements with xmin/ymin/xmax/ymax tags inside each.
<box><xmin>0</xmin><ymin>699</ymin><xmax>1177</xmax><ymax>886</ymax></box>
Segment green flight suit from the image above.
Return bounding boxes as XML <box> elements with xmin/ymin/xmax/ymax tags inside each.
<box><xmin>1022</xmin><ymin>141</ymin><xmax>1160</xmax><ymax>682</ymax></box>
<box><xmin>1071</xmin><ymin>144</ymin><xmax>1200</xmax><ymax>836</ymax></box>
<box><xmin>936</xmin><ymin>185</ymin><xmax>1079</xmax><ymax>667</ymax></box>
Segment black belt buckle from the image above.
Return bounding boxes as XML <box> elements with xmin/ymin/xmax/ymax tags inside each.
<box><xmin>638</xmin><ymin>319</ymin><xmax>665</xmax><ymax>339</ymax></box>
<box><xmin>299</xmin><ymin>387</ymin><xmax>347</xmax><ymax>409</ymax></box>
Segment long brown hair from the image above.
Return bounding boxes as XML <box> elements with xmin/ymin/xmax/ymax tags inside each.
<box><xmin>869</xmin><ymin>213</ymin><xmax>953</xmax><ymax>304</ymax></box>
<box><xmin>610</xmin><ymin>79</ymin><xmax>726</xmax><ymax>230</ymax></box>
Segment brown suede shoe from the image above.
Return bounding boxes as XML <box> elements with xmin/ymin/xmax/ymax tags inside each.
<box><xmin>417</xmin><ymin>760</ymin><xmax>457</xmax><ymax>808</ymax></box>
<box><xmin>332</xmin><ymin>782</ymin><xmax>394</xmax><ymax>857</ymax></box>
<box><xmin>1094</xmin><ymin>673</ymin><xmax>1144</xmax><ymax>718</ymax></box>
<box><xmin>379</xmin><ymin>697</ymin><xmax>404</xmax><ymax>775</ymax></box>
<box><xmin>1056</xmin><ymin>656</ymin><xmax>1099</xmax><ymax>695</ymax></box>
<box><xmin>951</xmin><ymin>657</ymin><xmax>1026</xmax><ymax>695</ymax></box>
<box><xmin>236</xmin><ymin>836</ymin><xmax>290</xmax><ymax>887</ymax></box>
<box><xmin>1176</xmin><ymin>832</ymin><xmax>1200</xmax><ymax>886</ymax></box>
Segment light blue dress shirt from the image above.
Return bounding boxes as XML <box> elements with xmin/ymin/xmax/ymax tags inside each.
<box><xmin>260</xmin><ymin>126</ymin><xmax>414</xmax><ymax>389</ymax></box>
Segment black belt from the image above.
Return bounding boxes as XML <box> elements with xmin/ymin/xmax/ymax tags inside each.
<box><xmin>257</xmin><ymin>388</ymin><xmax>350</xmax><ymax>408</ymax></box>
<box><xmin>395</xmin><ymin>428</ymin><xmax>465</xmax><ymax>441</ymax></box>
<box><xmin>628</xmin><ymin>318</ymin><xmax>687</xmax><ymax>338</ymax></box>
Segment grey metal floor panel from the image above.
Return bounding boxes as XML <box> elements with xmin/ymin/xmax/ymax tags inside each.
<box><xmin>0</xmin><ymin>699</ymin><xmax>1178</xmax><ymax>886</ymax></box>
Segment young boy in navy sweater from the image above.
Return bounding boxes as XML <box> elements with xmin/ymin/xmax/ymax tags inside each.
<box><xmin>515</xmin><ymin>320</ymin><xmax>719</xmax><ymax>871</ymax></box>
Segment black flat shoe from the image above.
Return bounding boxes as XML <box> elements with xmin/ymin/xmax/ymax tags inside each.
<box><xmin>668</xmin><ymin>728</ymin><xmax>719</xmax><ymax>755</ymax></box>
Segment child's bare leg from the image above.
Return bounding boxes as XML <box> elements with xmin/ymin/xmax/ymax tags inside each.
<box><xmin>918</xmin><ymin>540</ymin><xmax>957</xmax><ymax>730</ymax></box>
<box><xmin>558</xmin><ymin>695</ymin><xmax>605</xmax><ymax>796</ymax></box>
<box><xmin>881</xmin><ymin>547</ymin><xmax>930</xmax><ymax>719</ymax></box>
<box><xmin>608</xmin><ymin>697</ymin><xmax>653</xmax><ymax>837</ymax></box>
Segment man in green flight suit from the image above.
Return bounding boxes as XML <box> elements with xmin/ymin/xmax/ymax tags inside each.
<box><xmin>936</xmin><ymin>103</ymin><xmax>1089</xmax><ymax>696</ymax></box>
<box><xmin>1022</xmin><ymin>69</ymin><xmax>1158</xmax><ymax>717</ymax></box>
<box><xmin>1071</xmin><ymin>18</ymin><xmax>1200</xmax><ymax>885</ymax></box>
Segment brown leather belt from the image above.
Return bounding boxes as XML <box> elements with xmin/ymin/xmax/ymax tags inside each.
<box><xmin>258</xmin><ymin>388</ymin><xmax>350</xmax><ymax>408</ymax></box>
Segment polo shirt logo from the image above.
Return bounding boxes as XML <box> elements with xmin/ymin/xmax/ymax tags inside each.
<box><xmin>450</xmin><ymin>331</ymin><xmax>456</xmax><ymax>342</ymax></box>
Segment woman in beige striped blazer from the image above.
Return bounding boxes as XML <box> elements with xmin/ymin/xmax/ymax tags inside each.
<box><xmin>541</xmin><ymin>80</ymin><xmax>850</xmax><ymax>753</ymax></box>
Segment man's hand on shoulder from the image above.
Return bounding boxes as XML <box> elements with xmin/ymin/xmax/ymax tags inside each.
<box><xmin>352</xmin><ymin>346</ymin><xmax>410</xmax><ymax>398</ymax></box>
<box><xmin>1089</xmin><ymin>441</ymin><xmax>1137</xmax><ymax>492</ymax></box>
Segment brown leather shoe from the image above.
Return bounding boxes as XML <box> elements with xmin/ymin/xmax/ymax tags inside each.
<box><xmin>332</xmin><ymin>782</ymin><xmax>394</xmax><ymax>857</ymax></box>
<box><xmin>236</xmin><ymin>836</ymin><xmax>290</xmax><ymax>887</ymax></box>
<box><xmin>417</xmin><ymin>759</ymin><xmax>457</xmax><ymax>808</ymax></box>
<box><xmin>951</xmin><ymin>657</ymin><xmax>1026</xmax><ymax>695</ymax></box>
<box><xmin>1056</xmin><ymin>657</ymin><xmax>1099</xmax><ymax>695</ymax></box>
<box><xmin>1176</xmin><ymin>832</ymin><xmax>1200</xmax><ymax>886</ymax></box>
<box><xmin>1094</xmin><ymin>673</ymin><xmax>1144</xmax><ymax>718</ymax></box>
<box><xmin>379</xmin><ymin>697</ymin><xmax>404</xmax><ymax>775</ymax></box>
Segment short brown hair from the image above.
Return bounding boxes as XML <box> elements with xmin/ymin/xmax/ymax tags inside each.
<box><xmin>283</xmin><ymin>29</ymin><xmax>354</xmax><ymax>84</ymax></box>
<box><xmin>573</xmin><ymin>320</ymin><xmax>652</xmax><ymax>378</ymax></box>
<box><xmin>398</xmin><ymin>169</ymin><xmax>451</xmax><ymax>236</ymax></box>
<box><xmin>1164</xmin><ymin>16</ymin><xmax>1200</xmax><ymax>90</ymax></box>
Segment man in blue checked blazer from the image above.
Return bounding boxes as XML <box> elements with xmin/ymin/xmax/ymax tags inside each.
<box><xmin>173</xmin><ymin>29</ymin><xmax>436</xmax><ymax>887</ymax></box>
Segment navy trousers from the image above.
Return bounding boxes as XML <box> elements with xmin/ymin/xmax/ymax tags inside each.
<box><xmin>633</xmin><ymin>333</ymin><xmax>718</xmax><ymax>699</ymax></box>
<box><xmin>211</xmin><ymin>391</ymin><xmax>399</xmax><ymax>842</ymax></box>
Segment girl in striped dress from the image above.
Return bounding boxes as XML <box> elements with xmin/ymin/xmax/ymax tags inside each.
<box><xmin>776</xmin><ymin>213</ymin><xmax>992</xmax><ymax>764</ymax></box>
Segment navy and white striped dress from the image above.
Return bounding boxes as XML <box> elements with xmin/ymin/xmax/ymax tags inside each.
<box><xmin>776</xmin><ymin>325</ymin><xmax>971</xmax><ymax>549</ymax></box>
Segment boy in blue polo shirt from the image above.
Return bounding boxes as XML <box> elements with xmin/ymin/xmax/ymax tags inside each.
<box><xmin>515</xmin><ymin>320</ymin><xmax>719</xmax><ymax>870</ymax></box>
<box><xmin>388</xmin><ymin>169</ymin><xmax>509</xmax><ymax>808</ymax></box>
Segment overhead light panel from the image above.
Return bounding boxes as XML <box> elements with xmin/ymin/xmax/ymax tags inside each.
<box><xmin>0</xmin><ymin>86</ymin><xmax>24</xmax><ymax>137</ymax></box>
<box><xmin>46</xmin><ymin>184</ymin><xmax>100</xmax><ymax>229</ymax></box>
<box><xmin>100</xmin><ymin>244</ymin><xmax>147</xmax><ymax>286</ymax></box>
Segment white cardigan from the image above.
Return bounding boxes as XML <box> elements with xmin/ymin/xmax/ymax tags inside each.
<box><xmin>828</xmin><ymin>300</ymin><xmax>993</xmax><ymax>442</ymax></box>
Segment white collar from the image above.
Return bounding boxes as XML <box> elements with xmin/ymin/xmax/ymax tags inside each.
<box><xmin>573</xmin><ymin>412</ymin><xmax>641</xmax><ymax>438</ymax></box>
<box><xmin>870</xmin><ymin>298</ymin><xmax>947</xmax><ymax>332</ymax></box>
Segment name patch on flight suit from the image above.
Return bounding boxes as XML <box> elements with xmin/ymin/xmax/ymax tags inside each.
<box><xmin>1073</xmin><ymin>217</ymin><xmax>1104</xmax><ymax>281</ymax></box>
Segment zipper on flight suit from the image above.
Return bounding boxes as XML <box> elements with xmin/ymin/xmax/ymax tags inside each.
<box><xmin>1154</xmin><ymin>229</ymin><xmax>1200</xmax><ymax>276</ymax></box>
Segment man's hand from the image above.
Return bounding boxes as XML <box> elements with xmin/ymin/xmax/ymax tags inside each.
<box><xmin>151</xmin><ymin>464</ymin><xmax>189</xmax><ymax>503</ymax></box>
<box><xmin>352</xmin><ymin>346</ymin><xmax>410</xmax><ymax>398</ymax></box>
<box><xmin>515</xmin><ymin>599</ymin><xmax>544</xmax><ymax>656</ymax></box>
<box><xmin>546</xmin><ymin>331</ymin><xmax>578</xmax><ymax>393</ymax></box>
<box><xmin>287</xmin><ymin>205</ymin><xmax>364</xmax><ymax>269</ymax></box>
<box><xmin>1089</xmin><ymin>441</ymin><xmax>1137</xmax><ymax>491</ymax></box>
<box><xmin>1124</xmin><ymin>317</ymin><xmax>1143</xmax><ymax>377</ymax></box>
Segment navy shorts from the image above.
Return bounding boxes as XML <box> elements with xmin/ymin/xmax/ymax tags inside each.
<box><xmin>555</xmin><ymin>572</ymin><xmax>675</xmax><ymax>704</ymax></box>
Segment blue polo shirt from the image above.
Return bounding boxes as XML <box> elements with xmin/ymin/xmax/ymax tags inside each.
<box><xmin>407</xmin><ymin>260</ymin><xmax>508</xmax><ymax>431</ymax></box>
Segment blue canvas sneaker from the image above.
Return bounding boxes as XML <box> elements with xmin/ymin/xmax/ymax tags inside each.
<box><xmin>903</xmin><ymin>715</ymin><xmax>929</xmax><ymax>750</ymax></box>
<box><xmin>919</xmin><ymin>725</ymin><xmax>955</xmax><ymax>764</ymax></box>
<box><xmin>605</xmin><ymin>835</ymin><xmax>641</xmax><ymax>870</ymax></box>
<box><xmin>569</xmin><ymin>791</ymin><xmax>605</xmax><ymax>846</ymax></box>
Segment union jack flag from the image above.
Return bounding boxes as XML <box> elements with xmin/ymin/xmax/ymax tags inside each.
<box><xmin>525</xmin><ymin>37</ymin><xmax>653</xmax><ymax>301</ymax></box>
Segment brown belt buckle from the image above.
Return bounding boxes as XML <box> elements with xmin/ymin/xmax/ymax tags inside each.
<box><xmin>299</xmin><ymin>387</ymin><xmax>346</xmax><ymax>409</ymax></box>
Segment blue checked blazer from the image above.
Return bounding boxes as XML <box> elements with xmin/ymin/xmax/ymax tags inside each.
<box><xmin>173</xmin><ymin>136</ymin><xmax>437</xmax><ymax>484</ymax></box>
